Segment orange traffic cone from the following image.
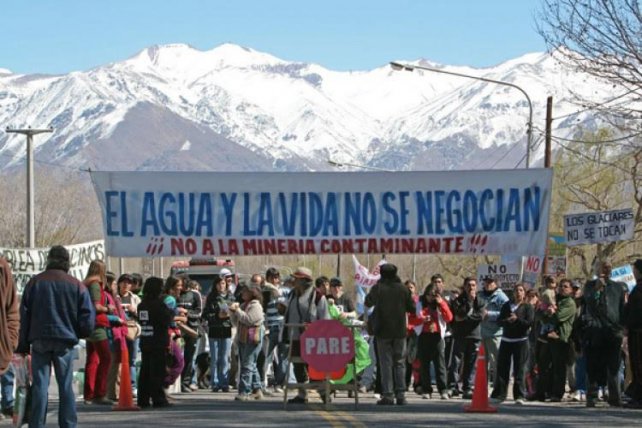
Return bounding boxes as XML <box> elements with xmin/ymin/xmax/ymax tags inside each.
<box><xmin>464</xmin><ymin>343</ymin><xmax>497</xmax><ymax>413</ymax></box>
<box><xmin>113</xmin><ymin>341</ymin><xmax>140</xmax><ymax>411</ymax></box>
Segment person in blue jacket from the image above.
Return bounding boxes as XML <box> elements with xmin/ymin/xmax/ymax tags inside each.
<box><xmin>479</xmin><ymin>276</ymin><xmax>509</xmax><ymax>386</ymax></box>
<box><xmin>17</xmin><ymin>245</ymin><xmax>95</xmax><ymax>428</ymax></box>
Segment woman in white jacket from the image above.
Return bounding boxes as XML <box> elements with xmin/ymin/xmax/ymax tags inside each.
<box><xmin>229</xmin><ymin>281</ymin><xmax>264</xmax><ymax>401</ymax></box>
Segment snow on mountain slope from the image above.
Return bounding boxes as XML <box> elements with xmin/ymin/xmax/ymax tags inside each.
<box><xmin>0</xmin><ymin>43</ymin><xmax>627</xmax><ymax>172</ymax></box>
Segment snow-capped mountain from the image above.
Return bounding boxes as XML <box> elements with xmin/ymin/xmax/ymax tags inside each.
<box><xmin>0</xmin><ymin>43</ymin><xmax>622</xmax><ymax>172</ymax></box>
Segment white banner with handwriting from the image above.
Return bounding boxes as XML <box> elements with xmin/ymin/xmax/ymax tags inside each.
<box><xmin>0</xmin><ymin>240</ymin><xmax>105</xmax><ymax>293</ymax></box>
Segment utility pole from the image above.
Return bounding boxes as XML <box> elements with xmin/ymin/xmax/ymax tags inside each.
<box><xmin>5</xmin><ymin>127</ymin><xmax>53</xmax><ymax>248</ymax></box>
<box><xmin>541</xmin><ymin>96</ymin><xmax>553</xmax><ymax>282</ymax></box>
<box><xmin>544</xmin><ymin>96</ymin><xmax>553</xmax><ymax>168</ymax></box>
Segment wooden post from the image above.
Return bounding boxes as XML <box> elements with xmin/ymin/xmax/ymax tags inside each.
<box><xmin>542</xmin><ymin>96</ymin><xmax>553</xmax><ymax>282</ymax></box>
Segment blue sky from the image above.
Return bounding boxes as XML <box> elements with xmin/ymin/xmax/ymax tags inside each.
<box><xmin>1</xmin><ymin>0</ymin><xmax>545</xmax><ymax>74</ymax></box>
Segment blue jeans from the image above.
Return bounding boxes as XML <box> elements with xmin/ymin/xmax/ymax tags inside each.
<box><xmin>448</xmin><ymin>337</ymin><xmax>480</xmax><ymax>393</ymax></box>
<box><xmin>263</xmin><ymin>324</ymin><xmax>288</xmax><ymax>386</ymax></box>
<box><xmin>1</xmin><ymin>366</ymin><xmax>14</xmax><ymax>411</ymax></box>
<box><xmin>238</xmin><ymin>340</ymin><xmax>262</xmax><ymax>394</ymax></box>
<box><xmin>575</xmin><ymin>353</ymin><xmax>587</xmax><ymax>392</ymax></box>
<box><xmin>30</xmin><ymin>341</ymin><xmax>76</xmax><ymax>428</ymax></box>
<box><xmin>209</xmin><ymin>337</ymin><xmax>232</xmax><ymax>389</ymax></box>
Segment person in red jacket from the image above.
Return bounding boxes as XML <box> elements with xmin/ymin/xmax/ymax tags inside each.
<box><xmin>403</xmin><ymin>280</ymin><xmax>421</xmax><ymax>394</ymax></box>
<box><xmin>408</xmin><ymin>283</ymin><xmax>453</xmax><ymax>400</ymax></box>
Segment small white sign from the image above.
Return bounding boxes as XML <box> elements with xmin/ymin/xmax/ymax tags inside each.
<box><xmin>611</xmin><ymin>264</ymin><xmax>636</xmax><ymax>292</ymax></box>
<box><xmin>564</xmin><ymin>208</ymin><xmax>634</xmax><ymax>246</ymax></box>
<box><xmin>477</xmin><ymin>258</ymin><xmax>523</xmax><ymax>290</ymax></box>
<box><xmin>522</xmin><ymin>255</ymin><xmax>542</xmax><ymax>288</ymax></box>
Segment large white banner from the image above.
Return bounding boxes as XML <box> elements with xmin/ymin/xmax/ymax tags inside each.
<box><xmin>564</xmin><ymin>208</ymin><xmax>634</xmax><ymax>246</ymax></box>
<box><xmin>90</xmin><ymin>170</ymin><xmax>553</xmax><ymax>257</ymax></box>
<box><xmin>0</xmin><ymin>240</ymin><xmax>105</xmax><ymax>293</ymax></box>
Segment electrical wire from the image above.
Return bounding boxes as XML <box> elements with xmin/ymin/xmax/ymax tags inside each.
<box><xmin>0</xmin><ymin>151</ymin><xmax>86</xmax><ymax>172</ymax></box>
<box><xmin>532</xmin><ymin>126</ymin><xmax>642</xmax><ymax>147</ymax></box>
<box><xmin>551</xmin><ymin>87</ymin><xmax>641</xmax><ymax>121</ymax></box>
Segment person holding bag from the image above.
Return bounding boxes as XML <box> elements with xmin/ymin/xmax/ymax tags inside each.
<box><xmin>117</xmin><ymin>274</ymin><xmax>141</xmax><ymax>396</ymax></box>
<box><xmin>83</xmin><ymin>260</ymin><xmax>114</xmax><ymax>405</ymax></box>
<box><xmin>229</xmin><ymin>281</ymin><xmax>264</xmax><ymax>401</ymax></box>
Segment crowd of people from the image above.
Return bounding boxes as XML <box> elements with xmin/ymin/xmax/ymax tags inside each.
<box><xmin>1</xmin><ymin>246</ymin><xmax>642</xmax><ymax>427</ymax></box>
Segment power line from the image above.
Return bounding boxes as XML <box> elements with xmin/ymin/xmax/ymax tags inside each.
<box><xmin>551</xmin><ymin>87</ymin><xmax>641</xmax><ymax>121</ymax></box>
<box><xmin>554</xmin><ymin>139</ymin><xmax>632</xmax><ymax>176</ymax></box>
<box><xmin>532</xmin><ymin>126</ymin><xmax>642</xmax><ymax>147</ymax></box>
<box><xmin>0</xmin><ymin>151</ymin><xmax>85</xmax><ymax>172</ymax></box>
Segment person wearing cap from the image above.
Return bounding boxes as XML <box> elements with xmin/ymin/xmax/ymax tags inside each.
<box><xmin>177</xmin><ymin>277</ymin><xmax>203</xmax><ymax>393</ymax></box>
<box><xmin>328</xmin><ymin>277</ymin><xmax>356</xmax><ymax>320</ymax></box>
<box><xmin>624</xmin><ymin>259</ymin><xmax>642</xmax><ymax>407</ymax></box>
<box><xmin>365</xmin><ymin>263</ymin><xmax>415</xmax><ymax>405</ymax></box>
<box><xmin>0</xmin><ymin>257</ymin><xmax>18</xmax><ymax>421</ymax></box>
<box><xmin>581</xmin><ymin>260</ymin><xmax>627</xmax><ymax>407</ymax></box>
<box><xmin>117</xmin><ymin>273</ymin><xmax>141</xmax><ymax>396</ymax></box>
<box><xmin>283</xmin><ymin>267</ymin><xmax>330</xmax><ymax>404</ymax></box>
<box><xmin>478</xmin><ymin>276</ymin><xmax>509</xmax><ymax>386</ymax></box>
<box><xmin>219</xmin><ymin>268</ymin><xmax>238</xmax><ymax>299</ymax></box>
<box><xmin>17</xmin><ymin>245</ymin><xmax>95</xmax><ymax>428</ymax></box>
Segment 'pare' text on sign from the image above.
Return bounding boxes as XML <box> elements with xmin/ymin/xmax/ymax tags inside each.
<box><xmin>564</xmin><ymin>208</ymin><xmax>634</xmax><ymax>246</ymax></box>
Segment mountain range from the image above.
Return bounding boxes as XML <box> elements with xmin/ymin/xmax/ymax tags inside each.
<box><xmin>0</xmin><ymin>43</ymin><xmax>617</xmax><ymax>173</ymax></box>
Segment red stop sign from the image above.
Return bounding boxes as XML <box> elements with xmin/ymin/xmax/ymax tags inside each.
<box><xmin>300</xmin><ymin>320</ymin><xmax>355</xmax><ymax>373</ymax></box>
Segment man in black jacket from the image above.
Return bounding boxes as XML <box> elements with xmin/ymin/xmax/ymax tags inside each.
<box><xmin>365</xmin><ymin>264</ymin><xmax>415</xmax><ymax>405</ymax></box>
<box><xmin>582</xmin><ymin>260</ymin><xmax>626</xmax><ymax>407</ymax></box>
<box><xmin>624</xmin><ymin>259</ymin><xmax>642</xmax><ymax>407</ymax></box>
<box><xmin>448</xmin><ymin>277</ymin><xmax>485</xmax><ymax>399</ymax></box>
<box><xmin>177</xmin><ymin>278</ymin><xmax>203</xmax><ymax>392</ymax></box>
<box><xmin>138</xmin><ymin>277</ymin><xmax>174</xmax><ymax>408</ymax></box>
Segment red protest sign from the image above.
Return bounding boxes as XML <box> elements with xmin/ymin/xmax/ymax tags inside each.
<box><xmin>300</xmin><ymin>320</ymin><xmax>354</xmax><ymax>373</ymax></box>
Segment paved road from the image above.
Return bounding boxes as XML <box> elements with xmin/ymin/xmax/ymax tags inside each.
<box><xmin>3</xmin><ymin>390</ymin><xmax>642</xmax><ymax>427</ymax></box>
